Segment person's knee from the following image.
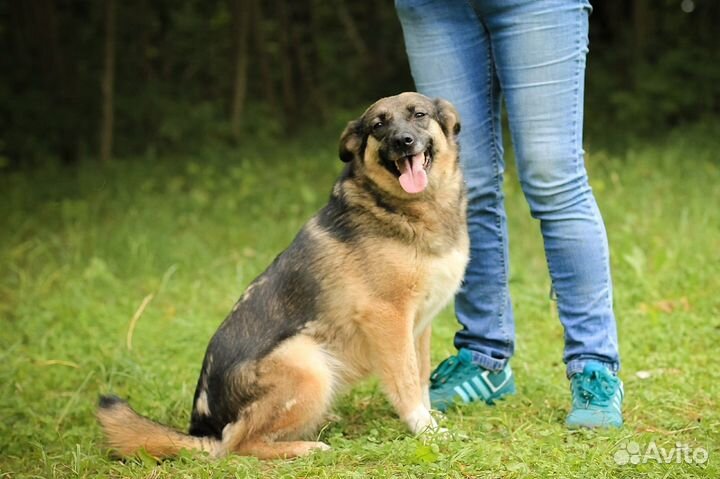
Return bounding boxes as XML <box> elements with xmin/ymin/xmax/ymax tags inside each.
<box><xmin>518</xmin><ymin>160</ymin><xmax>591</xmax><ymax>220</ymax></box>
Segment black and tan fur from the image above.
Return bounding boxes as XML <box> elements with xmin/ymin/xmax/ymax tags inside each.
<box><xmin>97</xmin><ymin>92</ymin><xmax>469</xmax><ymax>460</ymax></box>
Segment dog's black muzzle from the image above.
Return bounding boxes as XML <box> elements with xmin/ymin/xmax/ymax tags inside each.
<box><xmin>387</xmin><ymin>129</ymin><xmax>431</xmax><ymax>159</ymax></box>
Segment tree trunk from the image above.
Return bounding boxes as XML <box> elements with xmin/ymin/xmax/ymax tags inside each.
<box><xmin>251</xmin><ymin>0</ymin><xmax>279</xmax><ymax>117</ymax></box>
<box><xmin>230</xmin><ymin>0</ymin><xmax>251</xmax><ymax>140</ymax></box>
<box><xmin>291</xmin><ymin>10</ymin><xmax>329</xmax><ymax>120</ymax></box>
<box><xmin>276</xmin><ymin>0</ymin><xmax>296</xmax><ymax>124</ymax></box>
<box><xmin>28</xmin><ymin>0</ymin><xmax>80</xmax><ymax>164</ymax></box>
<box><xmin>100</xmin><ymin>0</ymin><xmax>116</xmax><ymax>163</ymax></box>
<box><xmin>633</xmin><ymin>0</ymin><xmax>650</xmax><ymax>64</ymax></box>
<box><xmin>335</xmin><ymin>0</ymin><xmax>370</xmax><ymax>62</ymax></box>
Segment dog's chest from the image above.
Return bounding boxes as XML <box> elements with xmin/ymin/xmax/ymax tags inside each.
<box><xmin>413</xmin><ymin>245</ymin><xmax>469</xmax><ymax>336</ymax></box>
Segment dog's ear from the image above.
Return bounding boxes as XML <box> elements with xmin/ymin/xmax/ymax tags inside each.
<box><xmin>338</xmin><ymin>119</ymin><xmax>364</xmax><ymax>163</ymax></box>
<box><xmin>434</xmin><ymin>98</ymin><xmax>461</xmax><ymax>137</ymax></box>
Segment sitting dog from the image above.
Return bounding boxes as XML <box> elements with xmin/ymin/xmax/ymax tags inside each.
<box><xmin>98</xmin><ymin>92</ymin><xmax>469</xmax><ymax>459</ymax></box>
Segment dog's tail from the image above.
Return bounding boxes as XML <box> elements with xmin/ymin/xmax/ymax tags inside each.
<box><xmin>96</xmin><ymin>395</ymin><xmax>221</xmax><ymax>459</ymax></box>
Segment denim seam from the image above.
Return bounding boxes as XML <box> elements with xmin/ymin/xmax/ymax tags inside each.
<box><xmin>485</xmin><ymin>34</ymin><xmax>511</xmax><ymax>351</ymax></box>
<box><xmin>573</xmin><ymin>3</ymin><xmax>581</xmax><ymax>175</ymax></box>
<box><xmin>579</xmin><ymin>0</ymin><xmax>615</xmax><ymax>364</ymax></box>
<box><xmin>563</xmin><ymin>4</ymin><xmax>619</xmax><ymax>376</ymax></box>
<box><xmin>562</xmin><ymin>3</ymin><xmax>586</xmax><ymax>370</ymax></box>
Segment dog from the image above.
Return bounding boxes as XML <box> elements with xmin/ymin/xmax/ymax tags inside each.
<box><xmin>97</xmin><ymin>92</ymin><xmax>469</xmax><ymax>460</ymax></box>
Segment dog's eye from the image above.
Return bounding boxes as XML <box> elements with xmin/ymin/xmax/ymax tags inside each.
<box><xmin>372</xmin><ymin>121</ymin><xmax>384</xmax><ymax>131</ymax></box>
<box><xmin>414</xmin><ymin>112</ymin><xmax>427</xmax><ymax>119</ymax></box>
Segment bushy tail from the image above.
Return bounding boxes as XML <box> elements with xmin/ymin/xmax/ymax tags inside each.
<box><xmin>96</xmin><ymin>395</ymin><xmax>221</xmax><ymax>459</ymax></box>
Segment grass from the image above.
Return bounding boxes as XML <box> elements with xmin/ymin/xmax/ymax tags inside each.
<box><xmin>1</xmin><ymin>123</ymin><xmax>719</xmax><ymax>478</ymax></box>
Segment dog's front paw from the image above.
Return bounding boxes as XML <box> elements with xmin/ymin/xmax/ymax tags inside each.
<box><xmin>405</xmin><ymin>405</ymin><xmax>438</xmax><ymax>435</ymax></box>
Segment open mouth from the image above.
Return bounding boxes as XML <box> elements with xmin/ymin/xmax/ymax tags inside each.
<box><xmin>394</xmin><ymin>149</ymin><xmax>432</xmax><ymax>194</ymax></box>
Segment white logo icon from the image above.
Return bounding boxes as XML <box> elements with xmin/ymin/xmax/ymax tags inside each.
<box><xmin>614</xmin><ymin>441</ymin><xmax>708</xmax><ymax>466</ymax></box>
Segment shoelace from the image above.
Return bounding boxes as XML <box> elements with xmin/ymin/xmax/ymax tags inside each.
<box><xmin>572</xmin><ymin>370</ymin><xmax>616</xmax><ymax>407</ymax></box>
<box><xmin>429</xmin><ymin>355</ymin><xmax>461</xmax><ymax>388</ymax></box>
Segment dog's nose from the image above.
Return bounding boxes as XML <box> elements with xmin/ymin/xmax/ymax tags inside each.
<box><xmin>393</xmin><ymin>133</ymin><xmax>415</xmax><ymax>150</ymax></box>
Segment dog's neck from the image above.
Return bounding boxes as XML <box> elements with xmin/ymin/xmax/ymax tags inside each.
<box><xmin>329</xmin><ymin>171</ymin><xmax>467</xmax><ymax>254</ymax></box>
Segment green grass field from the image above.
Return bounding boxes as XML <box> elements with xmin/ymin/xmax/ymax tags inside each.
<box><xmin>1</xmin><ymin>124</ymin><xmax>719</xmax><ymax>478</ymax></box>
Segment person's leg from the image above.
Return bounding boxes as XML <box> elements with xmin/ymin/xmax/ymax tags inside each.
<box><xmin>479</xmin><ymin>0</ymin><xmax>620</xmax><ymax>376</ymax></box>
<box><xmin>396</xmin><ymin>0</ymin><xmax>514</xmax><ymax>371</ymax></box>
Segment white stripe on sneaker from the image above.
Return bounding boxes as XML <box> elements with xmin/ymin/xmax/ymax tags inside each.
<box><xmin>454</xmin><ymin>385</ymin><xmax>470</xmax><ymax>403</ymax></box>
<box><xmin>462</xmin><ymin>381</ymin><xmax>479</xmax><ymax>400</ymax></box>
<box><xmin>471</xmin><ymin>376</ymin><xmax>492</xmax><ymax>400</ymax></box>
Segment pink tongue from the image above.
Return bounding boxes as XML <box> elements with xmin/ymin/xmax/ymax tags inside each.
<box><xmin>398</xmin><ymin>153</ymin><xmax>427</xmax><ymax>194</ymax></box>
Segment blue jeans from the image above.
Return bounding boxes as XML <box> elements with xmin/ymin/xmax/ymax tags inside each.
<box><xmin>396</xmin><ymin>0</ymin><xmax>619</xmax><ymax>377</ymax></box>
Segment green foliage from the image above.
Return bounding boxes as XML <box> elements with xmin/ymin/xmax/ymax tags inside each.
<box><xmin>586</xmin><ymin>0</ymin><xmax>720</xmax><ymax>145</ymax></box>
<box><xmin>0</xmin><ymin>0</ymin><xmax>412</xmax><ymax>164</ymax></box>
<box><xmin>2</xmin><ymin>1</ymin><xmax>717</xmax><ymax>165</ymax></box>
<box><xmin>1</xmin><ymin>123</ymin><xmax>718</xmax><ymax>477</ymax></box>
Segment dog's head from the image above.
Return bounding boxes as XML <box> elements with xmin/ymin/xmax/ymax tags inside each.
<box><xmin>339</xmin><ymin>92</ymin><xmax>461</xmax><ymax>197</ymax></box>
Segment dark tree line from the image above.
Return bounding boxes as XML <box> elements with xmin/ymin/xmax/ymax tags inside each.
<box><xmin>1</xmin><ymin>0</ymin><xmax>718</xmax><ymax>167</ymax></box>
<box><xmin>586</xmin><ymin>0</ymin><xmax>720</xmax><ymax>140</ymax></box>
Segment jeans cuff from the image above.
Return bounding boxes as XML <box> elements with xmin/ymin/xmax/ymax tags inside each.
<box><xmin>468</xmin><ymin>350</ymin><xmax>508</xmax><ymax>372</ymax></box>
<box><xmin>566</xmin><ymin>357</ymin><xmax>620</xmax><ymax>378</ymax></box>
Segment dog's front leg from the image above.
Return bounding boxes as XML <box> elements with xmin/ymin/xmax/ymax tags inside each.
<box><xmin>362</xmin><ymin>307</ymin><xmax>437</xmax><ymax>435</ymax></box>
<box><xmin>416</xmin><ymin>325</ymin><xmax>432</xmax><ymax>410</ymax></box>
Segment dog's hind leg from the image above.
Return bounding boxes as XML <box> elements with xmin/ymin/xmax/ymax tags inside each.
<box><xmin>219</xmin><ymin>335</ymin><xmax>337</xmax><ymax>458</ymax></box>
<box><xmin>234</xmin><ymin>440</ymin><xmax>331</xmax><ymax>459</ymax></box>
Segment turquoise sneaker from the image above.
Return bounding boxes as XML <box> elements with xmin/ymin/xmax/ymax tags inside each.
<box><xmin>566</xmin><ymin>362</ymin><xmax>624</xmax><ymax>429</ymax></box>
<box><xmin>429</xmin><ymin>348</ymin><xmax>515</xmax><ymax>412</ymax></box>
